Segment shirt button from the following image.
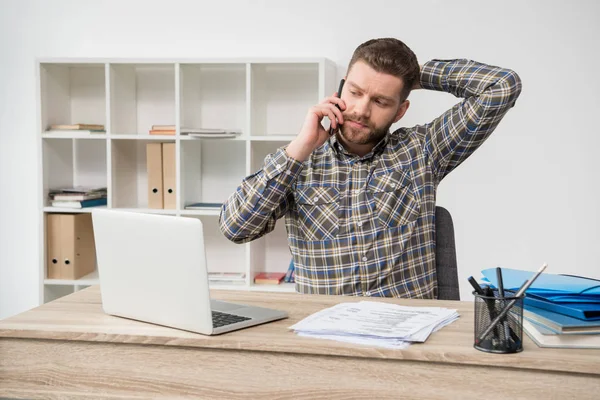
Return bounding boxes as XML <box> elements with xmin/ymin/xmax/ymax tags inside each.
<box><xmin>314</xmin><ymin>196</ymin><xmax>319</xmax><ymax>202</ymax></box>
<box><xmin>362</xmin><ymin>256</ymin><xmax>368</xmax><ymax>262</ymax></box>
<box><xmin>357</xmin><ymin>221</ymin><xmax>363</xmax><ymax>227</ymax></box>
<box><xmin>285</xmin><ymin>170</ymin><xmax>291</xmax><ymax>175</ymax></box>
<box><xmin>275</xmin><ymin>164</ymin><xmax>282</xmax><ymax>169</ymax></box>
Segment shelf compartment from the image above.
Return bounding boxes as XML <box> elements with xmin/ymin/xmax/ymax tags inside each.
<box><xmin>110</xmin><ymin>63</ymin><xmax>176</xmax><ymax>135</ymax></box>
<box><xmin>180</xmin><ymin>63</ymin><xmax>246</xmax><ymax>135</ymax></box>
<box><xmin>110</xmin><ymin>139</ymin><xmax>175</xmax><ymax>209</ymax></box>
<box><xmin>250</xmin><ymin>63</ymin><xmax>319</xmax><ymax>136</ymax></box>
<box><xmin>40</xmin><ymin>63</ymin><xmax>107</xmax><ymax>134</ymax></box>
<box><xmin>42</xmin><ymin>138</ymin><xmax>108</xmax><ymax>207</ymax></box>
<box><xmin>44</xmin><ymin>269</ymin><xmax>99</xmax><ymax>286</ymax></box>
<box><xmin>180</xmin><ymin>139</ymin><xmax>245</xmax><ymax>208</ymax></box>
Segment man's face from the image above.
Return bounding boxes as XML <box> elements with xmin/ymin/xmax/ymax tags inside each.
<box><xmin>340</xmin><ymin>61</ymin><xmax>408</xmax><ymax>146</ymax></box>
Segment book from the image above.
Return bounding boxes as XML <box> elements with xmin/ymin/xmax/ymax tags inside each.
<box><xmin>51</xmin><ymin>186</ymin><xmax>107</xmax><ymax>193</ymax></box>
<box><xmin>49</xmin><ymin>123</ymin><xmax>105</xmax><ymax>131</ymax></box>
<box><xmin>523</xmin><ymin>305</ymin><xmax>600</xmax><ymax>334</ymax></box>
<box><xmin>254</xmin><ymin>272</ymin><xmax>286</xmax><ymax>285</ymax></box>
<box><xmin>284</xmin><ymin>259</ymin><xmax>295</xmax><ymax>283</ymax></box>
<box><xmin>149</xmin><ymin>129</ymin><xmax>175</xmax><ymax>135</ymax></box>
<box><xmin>184</xmin><ymin>202</ymin><xmax>222</xmax><ymax>210</ymax></box>
<box><xmin>51</xmin><ymin>197</ymin><xmax>107</xmax><ymax>209</ymax></box>
<box><xmin>523</xmin><ymin>319</ymin><xmax>600</xmax><ymax>349</ymax></box>
<box><xmin>208</xmin><ymin>272</ymin><xmax>246</xmax><ymax>283</ymax></box>
<box><xmin>45</xmin><ymin>129</ymin><xmax>106</xmax><ymax>134</ymax></box>
<box><xmin>51</xmin><ymin>193</ymin><xmax>104</xmax><ymax>201</ymax></box>
<box><xmin>151</xmin><ymin>125</ymin><xmax>175</xmax><ymax>131</ymax></box>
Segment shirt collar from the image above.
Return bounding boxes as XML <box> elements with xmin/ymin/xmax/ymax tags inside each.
<box><xmin>328</xmin><ymin>132</ymin><xmax>389</xmax><ymax>161</ymax></box>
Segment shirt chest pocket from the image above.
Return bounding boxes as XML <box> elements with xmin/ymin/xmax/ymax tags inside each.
<box><xmin>295</xmin><ymin>186</ymin><xmax>340</xmax><ymax>241</ymax></box>
<box><xmin>367</xmin><ymin>170</ymin><xmax>420</xmax><ymax>228</ymax></box>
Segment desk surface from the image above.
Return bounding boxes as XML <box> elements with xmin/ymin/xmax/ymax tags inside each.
<box><xmin>1</xmin><ymin>285</ymin><xmax>598</xmax><ymax>376</ymax></box>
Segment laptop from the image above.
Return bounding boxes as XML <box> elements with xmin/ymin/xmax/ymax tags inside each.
<box><xmin>90</xmin><ymin>209</ymin><xmax>288</xmax><ymax>335</ymax></box>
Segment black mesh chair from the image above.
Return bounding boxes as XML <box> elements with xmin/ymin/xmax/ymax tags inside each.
<box><xmin>435</xmin><ymin>206</ymin><xmax>460</xmax><ymax>300</ymax></box>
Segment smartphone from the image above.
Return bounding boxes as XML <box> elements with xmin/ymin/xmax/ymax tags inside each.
<box><xmin>329</xmin><ymin>78</ymin><xmax>345</xmax><ymax>135</ymax></box>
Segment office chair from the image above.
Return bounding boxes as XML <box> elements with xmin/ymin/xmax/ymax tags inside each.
<box><xmin>435</xmin><ymin>206</ymin><xmax>460</xmax><ymax>300</ymax></box>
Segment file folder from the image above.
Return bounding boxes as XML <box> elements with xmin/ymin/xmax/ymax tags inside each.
<box><xmin>481</xmin><ymin>268</ymin><xmax>600</xmax><ymax>320</ymax></box>
<box><xmin>162</xmin><ymin>142</ymin><xmax>176</xmax><ymax>209</ymax></box>
<box><xmin>46</xmin><ymin>213</ymin><xmax>96</xmax><ymax>280</ymax></box>
<box><xmin>146</xmin><ymin>143</ymin><xmax>164</xmax><ymax>209</ymax></box>
<box><xmin>481</xmin><ymin>268</ymin><xmax>600</xmax><ymax>295</ymax></box>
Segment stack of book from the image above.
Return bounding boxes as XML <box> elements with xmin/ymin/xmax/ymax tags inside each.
<box><xmin>149</xmin><ymin>125</ymin><xmax>175</xmax><ymax>135</ymax></box>
<box><xmin>208</xmin><ymin>272</ymin><xmax>246</xmax><ymax>284</ymax></box>
<box><xmin>481</xmin><ymin>267</ymin><xmax>600</xmax><ymax>349</ymax></box>
<box><xmin>46</xmin><ymin>123</ymin><xmax>106</xmax><ymax>134</ymax></box>
<box><xmin>49</xmin><ymin>186</ymin><xmax>107</xmax><ymax>209</ymax></box>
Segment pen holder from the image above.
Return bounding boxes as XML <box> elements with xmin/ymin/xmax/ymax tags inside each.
<box><xmin>473</xmin><ymin>289</ymin><xmax>524</xmax><ymax>354</ymax></box>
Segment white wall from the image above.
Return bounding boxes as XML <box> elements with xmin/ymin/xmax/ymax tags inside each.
<box><xmin>1</xmin><ymin>0</ymin><xmax>598</xmax><ymax>319</ymax></box>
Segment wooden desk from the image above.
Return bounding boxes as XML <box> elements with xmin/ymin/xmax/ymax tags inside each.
<box><xmin>1</xmin><ymin>286</ymin><xmax>599</xmax><ymax>399</ymax></box>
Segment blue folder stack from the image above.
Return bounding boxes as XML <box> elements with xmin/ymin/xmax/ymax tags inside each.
<box><xmin>480</xmin><ymin>268</ymin><xmax>600</xmax><ymax>348</ymax></box>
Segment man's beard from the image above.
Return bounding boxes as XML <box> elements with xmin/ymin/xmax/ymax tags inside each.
<box><xmin>339</xmin><ymin>115</ymin><xmax>394</xmax><ymax>145</ymax></box>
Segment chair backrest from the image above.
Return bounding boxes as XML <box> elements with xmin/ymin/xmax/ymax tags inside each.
<box><xmin>435</xmin><ymin>206</ymin><xmax>460</xmax><ymax>300</ymax></box>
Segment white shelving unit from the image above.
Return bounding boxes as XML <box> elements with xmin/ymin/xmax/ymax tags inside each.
<box><xmin>37</xmin><ymin>57</ymin><xmax>337</xmax><ymax>303</ymax></box>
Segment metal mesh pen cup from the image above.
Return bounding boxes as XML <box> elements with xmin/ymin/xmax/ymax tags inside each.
<box><xmin>473</xmin><ymin>289</ymin><xmax>524</xmax><ymax>354</ymax></box>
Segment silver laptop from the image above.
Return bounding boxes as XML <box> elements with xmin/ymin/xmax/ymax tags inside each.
<box><xmin>91</xmin><ymin>209</ymin><xmax>288</xmax><ymax>335</ymax></box>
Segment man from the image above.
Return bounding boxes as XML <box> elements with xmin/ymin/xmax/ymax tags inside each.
<box><xmin>219</xmin><ymin>38</ymin><xmax>522</xmax><ymax>298</ymax></box>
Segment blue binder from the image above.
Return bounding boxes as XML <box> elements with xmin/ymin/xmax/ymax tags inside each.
<box><xmin>480</xmin><ymin>268</ymin><xmax>600</xmax><ymax>320</ymax></box>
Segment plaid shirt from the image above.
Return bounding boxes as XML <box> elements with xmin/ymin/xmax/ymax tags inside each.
<box><xmin>219</xmin><ymin>59</ymin><xmax>522</xmax><ymax>298</ymax></box>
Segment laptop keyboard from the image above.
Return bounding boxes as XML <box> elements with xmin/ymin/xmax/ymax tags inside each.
<box><xmin>212</xmin><ymin>310</ymin><xmax>251</xmax><ymax>328</ymax></box>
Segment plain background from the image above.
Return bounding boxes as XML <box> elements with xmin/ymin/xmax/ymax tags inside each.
<box><xmin>1</xmin><ymin>0</ymin><xmax>598</xmax><ymax>319</ymax></box>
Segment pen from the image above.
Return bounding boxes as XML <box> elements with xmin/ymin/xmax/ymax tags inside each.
<box><xmin>477</xmin><ymin>263</ymin><xmax>548</xmax><ymax>343</ymax></box>
<box><xmin>468</xmin><ymin>276</ymin><xmax>501</xmax><ymax>341</ymax></box>
<box><xmin>496</xmin><ymin>267</ymin><xmax>511</xmax><ymax>341</ymax></box>
<box><xmin>467</xmin><ymin>276</ymin><xmax>485</xmax><ymax>295</ymax></box>
<box><xmin>483</xmin><ymin>285</ymin><xmax>502</xmax><ymax>340</ymax></box>
<box><xmin>329</xmin><ymin>79</ymin><xmax>345</xmax><ymax>136</ymax></box>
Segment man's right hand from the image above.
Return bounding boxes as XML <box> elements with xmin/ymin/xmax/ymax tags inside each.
<box><xmin>285</xmin><ymin>93</ymin><xmax>346</xmax><ymax>162</ymax></box>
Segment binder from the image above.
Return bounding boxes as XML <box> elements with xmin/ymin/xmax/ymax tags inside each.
<box><xmin>146</xmin><ymin>143</ymin><xmax>164</xmax><ymax>209</ymax></box>
<box><xmin>46</xmin><ymin>213</ymin><xmax>96</xmax><ymax>280</ymax></box>
<box><xmin>162</xmin><ymin>142</ymin><xmax>176</xmax><ymax>209</ymax></box>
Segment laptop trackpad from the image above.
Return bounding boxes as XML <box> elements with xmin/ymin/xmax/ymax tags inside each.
<box><xmin>211</xmin><ymin>300</ymin><xmax>247</xmax><ymax>312</ymax></box>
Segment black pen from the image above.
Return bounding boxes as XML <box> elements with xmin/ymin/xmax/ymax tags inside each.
<box><xmin>467</xmin><ymin>276</ymin><xmax>485</xmax><ymax>295</ymax></box>
<box><xmin>329</xmin><ymin>79</ymin><xmax>345</xmax><ymax>136</ymax></box>
<box><xmin>496</xmin><ymin>267</ymin><xmax>512</xmax><ymax>343</ymax></box>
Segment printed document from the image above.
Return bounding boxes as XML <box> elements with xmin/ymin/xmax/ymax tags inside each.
<box><xmin>289</xmin><ymin>301</ymin><xmax>459</xmax><ymax>349</ymax></box>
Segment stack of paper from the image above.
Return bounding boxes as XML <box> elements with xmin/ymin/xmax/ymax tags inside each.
<box><xmin>289</xmin><ymin>301</ymin><xmax>459</xmax><ymax>349</ymax></box>
<box><xmin>182</xmin><ymin>128</ymin><xmax>241</xmax><ymax>138</ymax></box>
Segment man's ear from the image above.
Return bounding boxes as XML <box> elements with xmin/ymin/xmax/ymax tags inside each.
<box><xmin>393</xmin><ymin>100</ymin><xmax>410</xmax><ymax>123</ymax></box>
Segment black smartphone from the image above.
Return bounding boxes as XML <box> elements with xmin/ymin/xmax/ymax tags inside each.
<box><xmin>329</xmin><ymin>78</ymin><xmax>345</xmax><ymax>135</ymax></box>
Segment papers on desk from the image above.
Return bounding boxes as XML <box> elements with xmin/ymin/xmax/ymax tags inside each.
<box><xmin>289</xmin><ymin>301</ymin><xmax>459</xmax><ymax>349</ymax></box>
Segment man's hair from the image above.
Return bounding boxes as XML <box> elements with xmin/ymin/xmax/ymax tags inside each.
<box><xmin>347</xmin><ymin>38</ymin><xmax>419</xmax><ymax>102</ymax></box>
